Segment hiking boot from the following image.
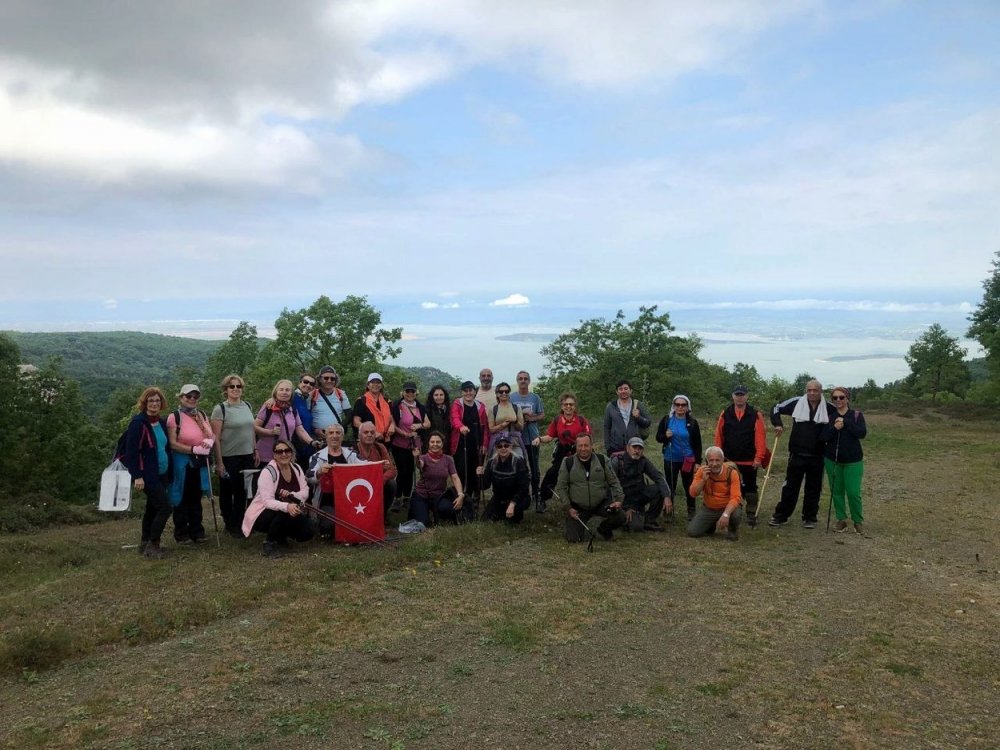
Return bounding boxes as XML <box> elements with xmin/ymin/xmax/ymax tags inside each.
<box><xmin>643</xmin><ymin>521</ymin><xmax>665</xmax><ymax>532</ymax></box>
<box><xmin>834</xmin><ymin>520</ymin><xmax>849</xmax><ymax>533</ymax></box>
<box><xmin>768</xmin><ymin>516</ymin><xmax>788</xmax><ymax>527</ymax></box>
<box><xmin>390</xmin><ymin>498</ymin><xmax>403</xmax><ymax>513</ymax></box>
<box><xmin>854</xmin><ymin>522</ymin><xmax>865</xmax><ymax>535</ymax></box>
<box><xmin>726</xmin><ymin>528</ymin><xmax>739</xmax><ymax>542</ymax></box>
<box><xmin>138</xmin><ymin>540</ymin><xmax>148</xmax><ymax>555</ymax></box>
<box><xmin>746</xmin><ymin>513</ymin><xmax>758</xmax><ymax>529</ymax></box>
<box><xmin>226</xmin><ymin>526</ymin><xmax>244</xmax><ymax>539</ymax></box>
<box><xmin>261</xmin><ymin>541</ymin><xmax>284</xmax><ymax>558</ymax></box>
<box><xmin>176</xmin><ymin>536</ymin><xmax>193</xmax><ymax>545</ymax></box>
<box><xmin>193</xmin><ymin>535</ymin><xmax>209</xmax><ymax>544</ymax></box>
<box><xmin>143</xmin><ymin>541</ymin><xmax>167</xmax><ymax>560</ymax></box>
<box><xmin>535</xmin><ymin>497</ymin><xmax>547</xmax><ymax>513</ymax></box>
<box><xmin>597</xmin><ymin>527</ymin><xmax>615</xmax><ymax>542</ymax></box>
<box><xmin>802</xmin><ymin>519</ymin><xmax>817</xmax><ymax>529</ymax></box>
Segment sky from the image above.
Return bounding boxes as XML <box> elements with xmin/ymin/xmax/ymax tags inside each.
<box><xmin>1</xmin><ymin>1</ymin><xmax>998</xmax><ymax>382</ymax></box>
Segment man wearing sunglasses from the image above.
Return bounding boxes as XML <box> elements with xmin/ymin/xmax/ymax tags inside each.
<box><xmin>311</xmin><ymin>365</ymin><xmax>352</xmax><ymax>443</ymax></box>
<box><xmin>768</xmin><ymin>380</ymin><xmax>835</xmax><ymax>529</ymax></box>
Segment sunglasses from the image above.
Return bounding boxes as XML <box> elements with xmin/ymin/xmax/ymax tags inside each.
<box><xmin>226</xmin><ymin>384</ymin><xmax>243</xmax><ymax>390</ymax></box>
<box><xmin>273</xmin><ymin>448</ymin><xmax>293</xmax><ymax>455</ymax></box>
<box><xmin>404</xmin><ymin>388</ymin><xmax>416</xmax><ymax>393</ymax></box>
<box><xmin>183</xmin><ymin>393</ymin><xmax>201</xmax><ymax>400</ymax></box>
<box><xmin>673</xmin><ymin>402</ymin><xmax>687</xmax><ymax>407</ymax></box>
<box><xmin>497</xmin><ymin>389</ymin><xmax>510</xmax><ymax>395</ymax></box>
<box><xmin>301</xmin><ymin>379</ymin><xmax>316</xmax><ymax>386</ymax></box>
<box><xmin>562</xmin><ymin>402</ymin><xmax>576</xmax><ymax>407</ymax></box>
<box><xmin>321</xmin><ymin>376</ymin><xmax>337</xmax><ymax>381</ymax></box>
<box><xmin>831</xmin><ymin>395</ymin><xmax>847</xmax><ymax>401</ymax></box>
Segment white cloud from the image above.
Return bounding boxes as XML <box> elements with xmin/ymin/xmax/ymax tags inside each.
<box><xmin>491</xmin><ymin>293</ymin><xmax>530</xmax><ymax>307</ymax></box>
<box><xmin>421</xmin><ymin>301</ymin><xmax>459</xmax><ymax>309</ymax></box>
<box><xmin>103</xmin><ymin>298</ymin><xmax>118</xmax><ymax>310</ymax></box>
<box><xmin>653</xmin><ymin>299</ymin><xmax>976</xmax><ymax>313</ymax></box>
<box><xmin>0</xmin><ymin>1</ymin><xmax>814</xmax><ymax>186</ymax></box>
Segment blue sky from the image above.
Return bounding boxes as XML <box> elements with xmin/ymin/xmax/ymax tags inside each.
<box><xmin>1</xmin><ymin>1</ymin><xmax>998</xmax><ymax>329</ymax></box>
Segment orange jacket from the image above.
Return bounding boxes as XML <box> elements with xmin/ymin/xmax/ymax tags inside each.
<box><xmin>690</xmin><ymin>464</ymin><xmax>742</xmax><ymax>511</ymax></box>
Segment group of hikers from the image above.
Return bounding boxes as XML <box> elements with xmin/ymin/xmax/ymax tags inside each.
<box><xmin>123</xmin><ymin>366</ymin><xmax>867</xmax><ymax>558</ymax></box>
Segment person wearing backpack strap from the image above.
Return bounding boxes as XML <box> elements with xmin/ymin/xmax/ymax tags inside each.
<box><xmin>556</xmin><ymin>434</ymin><xmax>625</xmax><ymax>543</ymax></box>
<box><xmin>210</xmin><ymin>374</ymin><xmax>258</xmax><ymax>537</ymax></box>
<box><xmin>166</xmin><ymin>384</ymin><xmax>215</xmax><ymax>544</ymax></box>
<box><xmin>310</xmin><ymin>366</ymin><xmax>352</xmax><ymax>443</ymax></box>
<box><xmin>602</xmin><ymin>379</ymin><xmax>652</xmax><ymax>456</ymax></box>
<box><xmin>687</xmin><ymin>447</ymin><xmax>743</xmax><ymax>541</ymax></box>
<box><xmin>533</xmin><ymin>390</ymin><xmax>591</xmax><ymax>509</ymax></box>
<box><xmin>124</xmin><ymin>386</ymin><xmax>174</xmax><ymax>559</ymax></box>
<box><xmin>610</xmin><ymin>437</ymin><xmax>672</xmax><ymax>532</ymax></box>
<box><xmin>255</xmin><ymin>379</ymin><xmax>321</xmax><ymax>464</ymax></box>
<box><xmin>487</xmin><ymin>382</ymin><xmax>523</xmax><ymax>454</ymax></box>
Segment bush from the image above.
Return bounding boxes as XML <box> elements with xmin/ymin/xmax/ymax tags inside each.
<box><xmin>0</xmin><ymin>492</ymin><xmax>103</xmax><ymax>534</ymax></box>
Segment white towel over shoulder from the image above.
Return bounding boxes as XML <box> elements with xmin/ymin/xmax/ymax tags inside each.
<box><xmin>791</xmin><ymin>395</ymin><xmax>829</xmax><ymax>424</ymax></box>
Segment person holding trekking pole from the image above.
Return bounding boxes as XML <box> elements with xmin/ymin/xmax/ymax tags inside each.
<box><xmin>243</xmin><ymin>439</ymin><xmax>314</xmax><ymax>557</ymax></box>
<box><xmin>821</xmin><ymin>387</ymin><xmax>867</xmax><ymax>535</ymax></box>
<box><xmin>533</xmin><ymin>391</ymin><xmax>591</xmax><ymax>511</ymax></box>
<box><xmin>211</xmin><ymin>374</ymin><xmax>257</xmax><ymax>537</ymax></box>
<box><xmin>449</xmin><ymin>380</ymin><xmax>488</xmax><ymax>520</ymax></box>
<box><xmin>167</xmin><ymin>384</ymin><xmax>215</xmax><ymax>545</ymax></box>
<box><xmin>655</xmin><ymin>395</ymin><xmax>702</xmax><ymax>524</ymax></box>
<box><xmin>557</xmin><ymin>434</ymin><xmax>625</xmax><ymax>543</ymax></box>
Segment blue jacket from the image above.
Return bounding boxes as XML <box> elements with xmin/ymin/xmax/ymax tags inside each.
<box><xmin>124</xmin><ymin>413</ymin><xmax>172</xmax><ymax>487</ymax></box>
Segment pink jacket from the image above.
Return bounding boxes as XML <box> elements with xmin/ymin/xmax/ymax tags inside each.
<box><xmin>449</xmin><ymin>399</ymin><xmax>489</xmax><ymax>455</ymax></box>
<box><xmin>242</xmin><ymin>460</ymin><xmax>309</xmax><ymax>537</ymax></box>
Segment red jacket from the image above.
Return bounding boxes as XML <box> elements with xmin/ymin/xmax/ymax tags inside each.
<box><xmin>449</xmin><ymin>399</ymin><xmax>489</xmax><ymax>455</ymax></box>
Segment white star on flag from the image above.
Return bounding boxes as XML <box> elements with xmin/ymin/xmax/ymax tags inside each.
<box><xmin>354</xmin><ymin>503</ymin><xmax>366</xmax><ymax>515</ymax></box>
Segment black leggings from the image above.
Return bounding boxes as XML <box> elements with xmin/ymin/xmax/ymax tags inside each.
<box><xmin>665</xmin><ymin>461</ymin><xmax>696</xmax><ymax>511</ymax></box>
<box><xmin>140</xmin><ymin>476</ymin><xmax>172</xmax><ymax>544</ymax></box>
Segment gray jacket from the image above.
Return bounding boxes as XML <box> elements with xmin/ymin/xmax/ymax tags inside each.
<box><xmin>602</xmin><ymin>399</ymin><xmax>652</xmax><ymax>454</ymax></box>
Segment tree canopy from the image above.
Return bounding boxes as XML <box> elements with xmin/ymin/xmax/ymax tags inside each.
<box><xmin>904</xmin><ymin>324</ymin><xmax>969</xmax><ymax>401</ymax></box>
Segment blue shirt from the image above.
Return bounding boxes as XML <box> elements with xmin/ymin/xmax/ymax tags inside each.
<box><xmin>152</xmin><ymin>422</ymin><xmax>169</xmax><ymax>475</ymax></box>
<box><xmin>509</xmin><ymin>391</ymin><xmax>544</xmax><ymax>441</ymax></box>
<box><xmin>664</xmin><ymin>416</ymin><xmax>693</xmax><ymax>462</ymax></box>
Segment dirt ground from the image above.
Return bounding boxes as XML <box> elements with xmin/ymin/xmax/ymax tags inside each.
<box><xmin>1</xmin><ymin>411</ymin><xmax>997</xmax><ymax>749</ymax></box>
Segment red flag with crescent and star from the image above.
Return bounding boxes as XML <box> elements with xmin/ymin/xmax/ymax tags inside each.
<box><xmin>331</xmin><ymin>462</ymin><xmax>385</xmax><ymax>544</ymax></box>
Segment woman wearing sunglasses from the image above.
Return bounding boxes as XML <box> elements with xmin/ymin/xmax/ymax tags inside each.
<box><xmin>532</xmin><ymin>391</ymin><xmax>591</xmax><ymax>510</ymax></box>
<box><xmin>655</xmin><ymin>395</ymin><xmax>703</xmax><ymax>524</ymax></box>
<box><xmin>211</xmin><ymin>374</ymin><xmax>258</xmax><ymax>537</ymax></box>
<box><xmin>242</xmin><ymin>439</ymin><xmax>314</xmax><ymax>556</ymax></box>
<box><xmin>821</xmin><ymin>387</ymin><xmax>868</xmax><ymax>534</ymax></box>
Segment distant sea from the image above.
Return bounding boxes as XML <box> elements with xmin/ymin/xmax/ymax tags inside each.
<box><xmin>2</xmin><ymin>296</ymin><xmax>981</xmax><ymax>389</ymax></box>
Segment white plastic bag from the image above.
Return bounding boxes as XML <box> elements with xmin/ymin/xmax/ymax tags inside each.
<box><xmin>99</xmin><ymin>459</ymin><xmax>133</xmax><ymax>512</ymax></box>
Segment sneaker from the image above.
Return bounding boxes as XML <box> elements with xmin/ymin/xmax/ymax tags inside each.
<box><xmin>802</xmin><ymin>519</ymin><xmax>817</xmax><ymax>529</ymax></box>
<box><xmin>854</xmin><ymin>522</ymin><xmax>865</xmax><ymax>535</ymax></box>
<box><xmin>193</xmin><ymin>535</ymin><xmax>209</xmax><ymax>544</ymax></box>
<box><xmin>768</xmin><ymin>516</ymin><xmax>788</xmax><ymax>527</ymax></box>
<box><xmin>175</xmin><ymin>536</ymin><xmax>193</xmax><ymax>545</ymax></box>
<box><xmin>143</xmin><ymin>542</ymin><xmax>168</xmax><ymax>560</ymax></box>
<box><xmin>834</xmin><ymin>520</ymin><xmax>849</xmax><ymax>533</ymax></box>
<box><xmin>138</xmin><ymin>540</ymin><xmax>149</xmax><ymax>555</ymax></box>
<box><xmin>390</xmin><ymin>498</ymin><xmax>403</xmax><ymax>513</ymax></box>
<box><xmin>535</xmin><ymin>498</ymin><xmax>547</xmax><ymax>514</ymax></box>
<box><xmin>261</xmin><ymin>541</ymin><xmax>284</xmax><ymax>558</ymax></box>
<box><xmin>746</xmin><ymin>514</ymin><xmax>758</xmax><ymax>529</ymax></box>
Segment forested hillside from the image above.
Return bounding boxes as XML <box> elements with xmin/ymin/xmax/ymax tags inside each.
<box><xmin>7</xmin><ymin>331</ymin><xmax>222</xmax><ymax>410</ymax></box>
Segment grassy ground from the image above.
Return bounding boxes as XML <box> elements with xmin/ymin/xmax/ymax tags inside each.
<box><xmin>0</xmin><ymin>411</ymin><xmax>997</xmax><ymax>749</ymax></box>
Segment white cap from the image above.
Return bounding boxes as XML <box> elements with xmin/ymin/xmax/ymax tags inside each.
<box><xmin>367</xmin><ymin>372</ymin><xmax>383</xmax><ymax>382</ymax></box>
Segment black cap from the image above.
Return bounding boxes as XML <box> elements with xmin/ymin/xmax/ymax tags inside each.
<box><xmin>732</xmin><ymin>385</ymin><xmax>748</xmax><ymax>395</ymax></box>
<box><xmin>402</xmin><ymin>381</ymin><xmax>418</xmax><ymax>391</ymax></box>
<box><xmin>461</xmin><ymin>380</ymin><xmax>476</xmax><ymax>390</ymax></box>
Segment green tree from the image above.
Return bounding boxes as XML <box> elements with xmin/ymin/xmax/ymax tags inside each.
<box><xmin>204</xmin><ymin>322</ymin><xmax>260</xmax><ymax>391</ymax></box>
<box><xmin>269</xmin><ymin>295</ymin><xmax>402</xmax><ymax>395</ymax></box>
<box><xmin>904</xmin><ymin>324</ymin><xmax>969</xmax><ymax>401</ymax></box>
<box><xmin>967</xmin><ymin>250</ymin><xmax>1000</xmax><ymax>389</ymax></box>
<box><xmin>537</xmin><ymin>306</ymin><xmax>731</xmax><ymax>433</ymax></box>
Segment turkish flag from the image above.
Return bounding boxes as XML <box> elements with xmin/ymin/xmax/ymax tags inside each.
<box><xmin>332</xmin><ymin>462</ymin><xmax>385</xmax><ymax>544</ymax></box>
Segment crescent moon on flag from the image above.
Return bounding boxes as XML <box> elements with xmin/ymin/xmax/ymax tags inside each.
<box><xmin>345</xmin><ymin>478</ymin><xmax>374</xmax><ymax>505</ymax></box>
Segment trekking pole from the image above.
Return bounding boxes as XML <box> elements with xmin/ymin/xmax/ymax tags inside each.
<box><xmin>207</xmin><ymin>468</ymin><xmax>221</xmax><ymax>548</ymax></box>
<box><xmin>825</xmin><ymin>431</ymin><xmax>840</xmax><ymax>534</ymax></box>
<box><xmin>551</xmin><ymin>489</ymin><xmax>595</xmax><ymax>553</ymax></box>
<box><xmin>757</xmin><ymin>433</ymin><xmax>780</xmax><ymax>514</ymax></box>
<box><xmin>300</xmin><ymin>503</ymin><xmax>394</xmax><ymax>548</ymax></box>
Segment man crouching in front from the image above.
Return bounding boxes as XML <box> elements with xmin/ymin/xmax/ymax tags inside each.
<box><xmin>687</xmin><ymin>446</ymin><xmax>743</xmax><ymax>541</ymax></box>
<box><xmin>556</xmin><ymin>434</ymin><xmax>625</xmax><ymax>543</ymax></box>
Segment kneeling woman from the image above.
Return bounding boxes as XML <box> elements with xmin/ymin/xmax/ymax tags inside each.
<box><xmin>479</xmin><ymin>434</ymin><xmax>530</xmax><ymax>525</ymax></box>
<box><xmin>242</xmin><ymin>439</ymin><xmax>314</xmax><ymax>556</ymax></box>
<box><xmin>409</xmin><ymin>431</ymin><xmax>465</xmax><ymax>525</ymax></box>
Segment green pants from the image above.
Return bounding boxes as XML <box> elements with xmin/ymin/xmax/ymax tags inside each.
<box><xmin>824</xmin><ymin>458</ymin><xmax>864</xmax><ymax>523</ymax></box>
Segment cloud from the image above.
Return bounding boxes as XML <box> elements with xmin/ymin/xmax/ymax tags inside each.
<box><xmin>491</xmin><ymin>293</ymin><xmax>530</xmax><ymax>307</ymax></box>
<box><xmin>103</xmin><ymin>298</ymin><xmax>118</xmax><ymax>310</ymax></box>
<box><xmin>421</xmin><ymin>301</ymin><xmax>459</xmax><ymax>309</ymax></box>
<box><xmin>652</xmin><ymin>299</ymin><xmax>976</xmax><ymax>313</ymax></box>
<box><xmin>0</xmin><ymin>1</ymin><xmax>813</xmax><ymax>186</ymax></box>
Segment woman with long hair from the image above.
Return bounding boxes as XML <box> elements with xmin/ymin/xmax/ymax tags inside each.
<box><xmin>124</xmin><ymin>387</ymin><xmax>174</xmax><ymax>559</ymax></box>
<box><xmin>255</xmin><ymin>379</ymin><xmax>320</xmax><ymax>463</ymax></box>
<box><xmin>423</xmin><ymin>385</ymin><xmax>451</xmax><ymax>452</ymax></box>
